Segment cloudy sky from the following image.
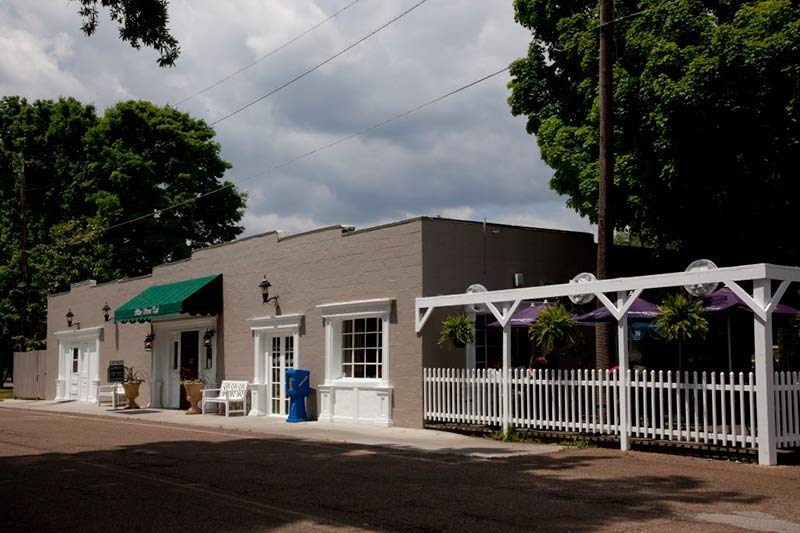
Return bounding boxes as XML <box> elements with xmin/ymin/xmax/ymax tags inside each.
<box><xmin>0</xmin><ymin>0</ymin><xmax>594</xmax><ymax>237</ymax></box>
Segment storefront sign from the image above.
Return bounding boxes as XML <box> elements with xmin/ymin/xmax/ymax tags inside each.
<box><xmin>133</xmin><ymin>306</ymin><xmax>160</xmax><ymax>317</ymax></box>
<box><xmin>108</xmin><ymin>360</ymin><xmax>124</xmax><ymax>382</ymax></box>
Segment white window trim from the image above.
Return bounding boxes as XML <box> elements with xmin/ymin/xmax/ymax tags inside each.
<box><xmin>317</xmin><ymin>298</ymin><xmax>392</xmax><ymax>386</ymax></box>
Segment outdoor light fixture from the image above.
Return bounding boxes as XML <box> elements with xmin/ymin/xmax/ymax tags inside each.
<box><xmin>202</xmin><ymin>329</ymin><xmax>215</xmax><ymax>347</ymax></box>
<box><xmin>102</xmin><ymin>302</ymin><xmax>111</xmax><ymax>322</ymax></box>
<box><xmin>203</xmin><ymin>329</ymin><xmax>215</xmax><ymax>368</ymax></box>
<box><xmin>259</xmin><ymin>276</ymin><xmax>278</xmax><ymax>305</ymax></box>
<box><xmin>144</xmin><ymin>333</ymin><xmax>155</xmax><ymax>352</ymax></box>
<box><xmin>66</xmin><ymin>309</ymin><xmax>74</xmax><ymax>327</ymax></box>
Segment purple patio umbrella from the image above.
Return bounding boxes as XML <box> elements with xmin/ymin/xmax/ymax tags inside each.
<box><xmin>487</xmin><ymin>302</ymin><xmax>588</xmax><ymax>327</ymax></box>
<box><xmin>575</xmin><ymin>298</ymin><xmax>660</xmax><ymax>322</ymax></box>
<box><xmin>700</xmin><ymin>287</ymin><xmax>799</xmax><ymax>371</ymax></box>
<box><xmin>701</xmin><ymin>287</ymin><xmax>800</xmax><ymax>315</ymax></box>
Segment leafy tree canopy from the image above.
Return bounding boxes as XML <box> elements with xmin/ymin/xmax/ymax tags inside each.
<box><xmin>75</xmin><ymin>0</ymin><xmax>179</xmax><ymax>67</ymax></box>
<box><xmin>508</xmin><ymin>0</ymin><xmax>800</xmax><ymax>265</ymax></box>
<box><xmin>0</xmin><ymin>96</ymin><xmax>245</xmax><ymax>356</ymax></box>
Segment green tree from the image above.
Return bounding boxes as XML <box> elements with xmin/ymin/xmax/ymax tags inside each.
<box><xmin>83</xmin><ymin>100</ymin><xmax>245</xmax><ymax>276</ymax></box>
<box><xmin>0</xmin><ymin>96</ymin><xmax>245</xmax><ymax>374</ymax></box>
<box><xmin>75</xmin><ymin>0</ymin><xmax>180</xmax><ymax>67</ymax></box>
<box><xmin>508</xmin><ymin>0</ymin><xmax>800</xmax><ymax>264</ymax></box>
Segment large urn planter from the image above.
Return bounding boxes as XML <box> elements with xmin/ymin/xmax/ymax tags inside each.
<box><xmin>122</xmin><ymin>382</ymin><xmax>142</xmax><ymax>410</ymax></box>
<box><xmin>183</xmin><ymin>382</ymin><xmax>204</xmax><ymax>415</ymax></box>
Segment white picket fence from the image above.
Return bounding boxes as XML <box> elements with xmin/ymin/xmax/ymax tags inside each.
<box><xmin>423</xmin><ymin>368</ymin><xmax>800</xmax><ymax>449</ymax></box>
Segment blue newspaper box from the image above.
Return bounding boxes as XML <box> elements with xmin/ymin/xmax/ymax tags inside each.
<box><xmin>285</xmin><ymin>368</ymin><xmax>311</xmax><ymax>422</ymax></box>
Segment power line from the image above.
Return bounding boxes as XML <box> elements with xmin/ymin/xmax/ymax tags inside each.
<box><xmin>173</xmin><ymin>0</ymin><xmax>365</xmax><ymax>107</ymax></box>
<box><xmin>208</xmin><ymin>0</ymin><xmax>429</xmax><ymax>127</ymax></box>
<box><xmin>100</xmin><ymin>65</ymin><xmax>511</xmax><ymax>235</ymax></box>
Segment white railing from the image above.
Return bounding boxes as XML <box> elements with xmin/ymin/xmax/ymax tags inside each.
<box><xmin>424</xmin><ymin>368</ymin><xmax>800</xmax><ymax>449</ymax></box>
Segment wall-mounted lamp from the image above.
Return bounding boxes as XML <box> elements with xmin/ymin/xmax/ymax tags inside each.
<box><xmin>202</xmin><ymin>329</ymin><xmax>215</xmax><ymax>347</ymax></box>
<box><xmin>66</xmin><ymin>309</ymin><xmax>74</xmax><ymax>327</ymax></box>
<box><xmin>102</xmin><ymin>302</ymin><xmax>111</xmax><ymax>322</ymax></box>
<box><xmin>259</xmin><ymin>276</ymin><xmax>278</xmax><ymax>305</ymax></box>
<box><xmin>144</xmin><ymin>333</ymin><xmax>155</xmax><ymax>351</ymax></box>
<box><xmin>203</xmin><ymin>329</ymin><xmax>215</xmax><ymax>368</ymax></box>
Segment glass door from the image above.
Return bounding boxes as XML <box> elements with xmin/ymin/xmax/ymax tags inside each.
<box><xmin>269</xmin><ymin>336</ymin><xmax>294</xmax><ymax>415</ymax></box>
<box><xmin>179</xmin><ymin>331</ymin><xmax>200</xmax><ymax>408</ymax></box>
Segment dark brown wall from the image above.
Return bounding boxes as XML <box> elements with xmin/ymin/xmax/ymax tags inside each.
<box><xmin>420</xmin><ymin>219</ymin><xmax>596</xmax><ymax>368</ymax></box>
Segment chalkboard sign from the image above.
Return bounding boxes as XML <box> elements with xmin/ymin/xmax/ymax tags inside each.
<box><xmin>108</xmin><ymin>360</ymin><xmax>124</xmax><ymax>383</ymax></box>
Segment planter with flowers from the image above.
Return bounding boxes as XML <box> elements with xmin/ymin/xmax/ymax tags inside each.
<box><xmin>122</xmin><ymin>367</ymin><xmax>146</xmax><ymax>409</ymax></box>
<box><xmin>180</xmin><ymin>367</ymin><xmax>205</xmax><ymax>415</ymax></box>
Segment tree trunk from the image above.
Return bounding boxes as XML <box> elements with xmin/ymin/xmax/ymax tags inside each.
<box><xmin>595</xmin><ymin>0</ymin><xmax>614</xmax><ymax>369</ymax></box>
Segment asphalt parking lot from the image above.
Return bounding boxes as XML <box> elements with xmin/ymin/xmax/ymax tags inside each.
<box><xmin>2</xmin><ymin>407</ymin><xmax>800</xmax><ymax>532</ymax></box>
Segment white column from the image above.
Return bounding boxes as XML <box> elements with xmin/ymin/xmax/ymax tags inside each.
<box><xmin>466</xmin><ymin>312</ymin><xmax>476</xmax><ymax>369</ymax></box>
<box><xmin>617</xmin><ymin>291</ymin><xmax>630</xmax><ymax>451</ymax></box>
<box><xmin>90</xmin><ymin>338</ymin><xmax>101</xmax><ymax>402</ymax></box>
<box><xmin>249</xmin><ymin>332</ymin><xmax>266</xmax><ymax>416</ymax></box>
<box><xmin>502</xmin><ymin>302</ymin><xmax>511</xmax><ymax>433</ymax></box>
<box><xmin>753</xmin><ymin>279</ymin><xmax>777</xmax><ymax>465</ymax></box>
<box><xmin>55</xmin><ymin>343</ymin><xmax>67</xmax><ymax>400</ymax></box>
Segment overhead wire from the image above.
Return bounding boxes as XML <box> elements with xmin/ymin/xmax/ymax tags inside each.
<box><xmin>101</xmin><ymin>66</ymin><xmax>511</xmax><ymax>235</ymax></box>
<box><xmin>173</xmin><ymin>0</ymin><xmax>365</xmax><ymax>107</ymax></box>
<box><xmin>208</xmin><ymin>0</ymin><xmax>428</xmax><ymax>127</ymax></box>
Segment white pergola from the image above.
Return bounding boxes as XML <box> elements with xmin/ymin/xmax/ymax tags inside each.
<box><xmin>415</xmin><ymin>263</ymin><xmax>800</xmax><ymax>466</ymax></box>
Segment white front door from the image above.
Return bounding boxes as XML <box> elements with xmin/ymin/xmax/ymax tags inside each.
<box><xmin>268</xmin><ymin>335</ymin><xmax>294</xmax><ymax>416</ymax></box>
<box><xmin>68</xmin><ymin>344</ymin><xmax>89</xmax><ymax>401</ymax></box>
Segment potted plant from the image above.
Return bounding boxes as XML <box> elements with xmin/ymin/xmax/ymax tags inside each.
<box><xmin>655</xmin><ymin>293</ymin><xmax>709</xmax><ymax>373</ymax></box>
<box><xmin>121</xmin><ymin>367</ymin><xmax>145</xmax><ymax>409</ymax></box>
<box><xmin>438</xmin><ymin>313</ymin><xmax>474</xmax><ymax>349</ymax></box>
<box><xmin>528</xmin><ymin>303</ymin><xmax>580</xmax><ymax>359</ymax></box>
<box><xmin>180</xmin><ymin>367</ymin><xmax>205</xmax><ymax>415</ymax></box>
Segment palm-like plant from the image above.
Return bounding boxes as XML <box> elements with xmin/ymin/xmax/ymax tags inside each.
<box><xmin>655</xmin><ymin>293</ymin><xmax>709</xmax><ymax>372</ymax></box>
<box><xmin>528</xmin><ymin>303</ymin><xmax>579</xmax><ymax>353</ymax></box>
<box><xmin>438</xmin><ymin>313</ymin><xmax>474</xmax><ymax>350</ymax></box>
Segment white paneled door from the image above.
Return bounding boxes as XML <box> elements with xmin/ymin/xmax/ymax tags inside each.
<box><xmin>269</xmin><ymin>335</ymin><xmax>294</xmax><ymax>416</ymax></box>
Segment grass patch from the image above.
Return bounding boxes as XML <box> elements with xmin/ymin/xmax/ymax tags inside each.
<box><xmin>557</xmin><ymin>437</ymin><xmax>597</xmax><ymax>448</ymax></box>
<box><xmin>0</xmin><ymin>387</ymin><xmax>13</xmax><ymax>400</ymax></box>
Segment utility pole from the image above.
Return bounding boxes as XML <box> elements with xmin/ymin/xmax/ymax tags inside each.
<box><xmin>18</xmin><ymin>154</ymin><xmax>28</xmax><ymax>347</ymax></box>
<box><xmin>596</xmin><ymin>0</ymin><xmax>614</xmax><ymax>369</ymax></box>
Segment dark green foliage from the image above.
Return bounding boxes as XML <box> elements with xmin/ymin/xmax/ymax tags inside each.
<box><xmin>508</xmin><ymin>1</ymin><xmax>800</xmax><ymax>264</ymax></box>
<box><xmin>0</xmin><ymin>96</ymin><xmax>245</xmax><ymax>364</ymax></box>
<box><xmin>528</xmin><ymin>303</ymin><xmax>580</xmax><ymax>352</ymax></box>
<box><xmin>438</xmin><ymin>313</ymin><xmax>475</xmax><ymax>350</ymax></box>
<box><xmin>655</xmin><ymin>293</ymin><xmax>709</xmax><ymax>342</ymax></box>
<box><xmin>75</xmin><ymin>0</ymin><xmax>180</xmax><ymax>67</ymax></box>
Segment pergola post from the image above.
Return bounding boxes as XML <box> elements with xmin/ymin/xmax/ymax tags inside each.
<box><xmin>617</xmin><ymin>291</ymin><xmax>630</xmax><ymax>451</ymax></box>
<box><xmin>753</xmin><ymin>279</ymin><xmax>777</xmax><ymax>465</ymax></box>
<box><xmin>502</xmin><ymin>302</ymin><xmax>511</xmax><ymax>433</ymax></box>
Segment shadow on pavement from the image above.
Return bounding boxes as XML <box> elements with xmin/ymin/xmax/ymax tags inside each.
<box><xmin>1</xmin><ymin>432</ymin><xmax>765</xmax><ymax>532</ymax></box>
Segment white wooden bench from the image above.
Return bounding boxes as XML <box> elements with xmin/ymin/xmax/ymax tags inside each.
<box><xmin>201</xmin><ymin>380</ymin><xmax>249</xmax><ymax>416</ymax></box>
<box><xmin>97</xmin><ymin>383</ymin><xmax>126</xmax><ymax>409</ymax></box>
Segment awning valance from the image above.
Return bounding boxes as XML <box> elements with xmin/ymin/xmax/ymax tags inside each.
<box><xmin>114</xmin><ymin>274</ymin><xmax>222</xmax><ymax>323</ymax></box>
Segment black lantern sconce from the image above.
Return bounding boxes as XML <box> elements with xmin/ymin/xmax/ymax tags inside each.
<box><xmin>65</xmin><ymin>309</ymin><xmax>74</xmax><ymax>327</ymax></box>
<box><xmin>144</xmin><ymin>332</ymin><xmax>155</xmax><ymax>351</ymax></box>
<box><xmin>202</xmin><ymin>329</ymin><xmax>215</xmax><ymax>347</ymax></box>
<box><xmin>203</xmin><ymin>329</ymin><xmax>215</xmax><ymax>368</ymax></box>
<box><xmin>259</xmin><ymin>276</ymin><xmax>278</xmax><ymax>305</ymax></box>
<box><xmin>102</xmin><ymin>302</ymin><xmax>111</xmax><ymax>322</ymax></box>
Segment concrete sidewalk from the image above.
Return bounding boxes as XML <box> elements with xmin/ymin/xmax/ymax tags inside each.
<box><xmin>0</xmin><ymin>399</ymin><xmax>560</xmax><ymax>458</ymax></box>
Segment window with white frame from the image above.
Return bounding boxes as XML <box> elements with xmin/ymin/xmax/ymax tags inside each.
<box><xmin>318</xmin><ymin>298</ymin><xmax>392</xmax><ymax>383</ymax></box>
<box><xmin>341</xmin><ymin>317</ymin><xmax>383</xmax><ymax>379</ymax></box>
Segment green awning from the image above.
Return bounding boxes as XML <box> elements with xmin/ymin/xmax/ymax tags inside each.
<box><xmin>114</xmin><ymin>274</ymin><xmax>222</xmax><ymax>323</ymax></box>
